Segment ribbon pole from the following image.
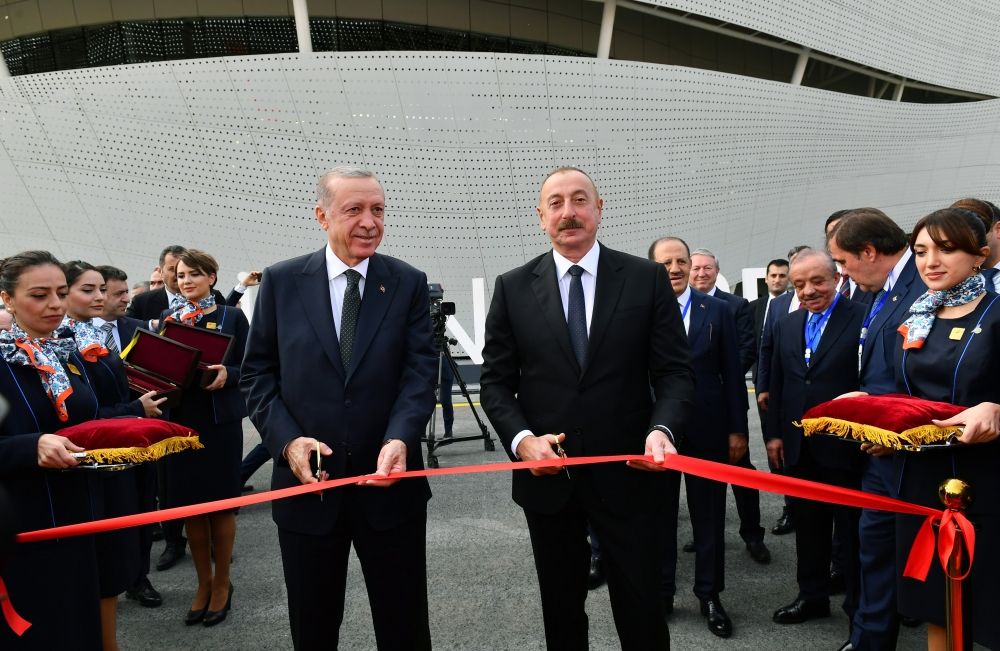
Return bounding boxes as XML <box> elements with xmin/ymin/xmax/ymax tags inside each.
<box><xmin>939</xmin><ymin>479</ymin><xmax>972</xmax><ymax>651</ymax></box>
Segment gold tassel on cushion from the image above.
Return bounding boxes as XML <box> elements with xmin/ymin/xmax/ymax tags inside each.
<box><xmin>795</xmin><ymin>418</ymin><xmax>961</xmax><ymax>450</ymax></box>
<box><xmin>82</xmin><ymin>435</ymin><xmax>204</xmax><ymax>465</ymax></box>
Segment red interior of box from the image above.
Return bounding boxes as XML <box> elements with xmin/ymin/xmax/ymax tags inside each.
<box><xmin>126</xmin><ymin>331</ymin><xmax>200</xmax><ymax>384</ymax></box>
<box><xmin>162</xmin><ymin>321</ymin><xmax>233</xmax><ymax>366</ymax></box>
<box><xmin>126</xmin><ymin>370</ymin><xmax>177</xmax><ymax>394</ymax></box>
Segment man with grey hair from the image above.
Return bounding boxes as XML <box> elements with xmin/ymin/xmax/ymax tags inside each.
<box><xmin>764</xmin><ymin>248</ymin><xmax>865</xmax><ymax>631</ymax></box>
<box><xmin>688</xmin><ymin>247</ymin><xmax>769</xmax><ymax>564</ymax></box>
<box><xmin>242</xmin><ymin>165</ymin><xmax>437</xmax><ymax>650</ymax></box>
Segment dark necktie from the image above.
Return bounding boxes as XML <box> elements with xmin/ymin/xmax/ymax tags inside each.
<box><xmin>840</xmin><ymin>282</ymin><xmax>851</xmax><ymax>299</ymax></box>
<box><xmin>567</xmin><ymin>265</ymin><xmax>588</xmax><ymax>367</ymax></box>
<box><xmin>340</xmin><ymin>269</ymin><xmax>362</xmax><ymax>369</ymax></box>
<box><xmin>101</xmin><ymin>322</ymin><xmax>119</xmax><ymax>356</ymax></box>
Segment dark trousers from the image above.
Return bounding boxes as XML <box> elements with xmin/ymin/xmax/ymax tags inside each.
<box><xmin>524</xmin><ymin>494</ymin><xmax>669</xmax><ymax>650</ymax></box>
<box><xmin>758</xmin><ymin>403</ymin><xmax>793</xmax><ymax>513</ymax></box>
<box><xmin>786</xmin><ymin>451</ymin><xmax>861</xmax><ymax>617</ymax></box>
<box><xmin>661</xmin><ymin>468</ymin><xmax>727</xmax><ymax>601</ymax></box>
<box><xmin>277</xmin><ymin>492</ymin><xmax>430</xmax><ymax>651</ymax></box>
<box><xmin>240</xmin><ymin>443</ymin><xmax>271</xmax><ymax>484</ymax></box>
<box><xmin>135</xmin><ymin>462</ymin><xmax>157</xmax><ymax>579</ymax></box>
<box><xmin>851</xmin><ymin>455</ymin><xmax>900</xmax><ymax>650</ymax></box>
<box><xmin>156</xmin><ymin>459</ymin><xmax>185</xmax><ymax>546</ymax></box>
<box><xmin>730</xmin><ymin>450</ymin><xmax>764</xmax><ymax>543</ymax></box>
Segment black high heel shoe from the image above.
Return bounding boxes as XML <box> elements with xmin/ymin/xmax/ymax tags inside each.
<box><xmin>203</xmin><ymin>584</ymin><xmax>233</xmax><ymax>627</ymax></box>
<box><xmin>184</xmin><ymin>604</ymin><xmax>208</xmax><ymax>626</ymax></box>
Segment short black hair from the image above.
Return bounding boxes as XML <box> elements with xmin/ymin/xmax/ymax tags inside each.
<box><xmin>766</xmin><ymin>258</ymin><xmax>789</xmax><ymax>273</ymax></box>
<box><xmin>648</xmin><ymin>236</ymin><xmax>690</xmax><ymax>260</ymax></box>
<box><xmin>97</xmin><ymin>265</ymin><xmax>127</xmax><ymax>282</ymax></box>
<box><xmin>159</xmin><ymin>245</ymin><xmax>187</xmax><ymax>267</ymax></box>
<box><xmin>832</xmin><ymin>208</ymin><xmax>908</xmax><ymax>255</ymax></box>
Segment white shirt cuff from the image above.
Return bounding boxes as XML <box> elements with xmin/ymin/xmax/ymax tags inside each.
<box><xmin>233</xmin><ymin>283</ymin><xmax>248</xmax><ymax>294</ymax></box>
<box><xmin>511</xmin><ymin>430</ymin><xmax>534</xmax><ymax>458</ymax></box>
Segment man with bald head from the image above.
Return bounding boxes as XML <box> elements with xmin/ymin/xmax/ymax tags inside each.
<box><xmin>764</xmin><ymin>248</ymin><xmax>865</xmax><ymax>631</ymax></box>
<box><xmin>481</xmin><ymin>167</ymin><xmax>694</xmax><ymax>649</ymax></box>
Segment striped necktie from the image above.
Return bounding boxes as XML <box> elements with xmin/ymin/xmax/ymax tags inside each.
<box><xmin>101</xmin><ymin>322</ymin><xmax>119</xmax><ymax>356</ymax></box>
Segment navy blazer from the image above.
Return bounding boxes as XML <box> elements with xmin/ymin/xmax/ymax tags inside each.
<box><xmin>755</xmin><ymin>291</ymin><xmax>793</xmax><ymax>392</ymax></box>
<box><xmin>765</xmin><ymin>297</ymin><xmax>866</xmax><ymax>471</ymax></box>
<box><xmin>859</xmin><ymin>256</ymin><xmax>926</xmax><ymax>395</ymax></box>
<box><xmin>241</xmin><ymin>250</ymin><xmax>437</xmax><ymax>534</ymax></box>
<box><xmin>685</xmin><ymin>289</ymin><xmax>749</xmax><ymax>460</ymax></box>
<box><xmin>712</xmin><ymin>288</ymin><xmax>756</xmax><ymax>375</ymax></box>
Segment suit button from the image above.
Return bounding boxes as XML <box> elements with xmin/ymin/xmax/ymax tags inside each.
<box><xmin>345</xmin><ymin>399</ymin><xmax>353</xmax><ymax>407</ymax></box>
<box><xmin>805</xmin><ymin>380</ymin><xmax>811</xmax><ymax>385</ymax></box>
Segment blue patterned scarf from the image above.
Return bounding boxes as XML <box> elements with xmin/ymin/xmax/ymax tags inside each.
<box><xmin>0</xmin><ymin>321</ymin><xmax>79</xmax><ymax>422</ymax></box>
<box><xmin>58</xmin><ymin>315</ymin><xmax>109</xmax><ymax>362</ymax></box>
<box><xmin>164</xmin><ymin>294</ymin><xmax>216</xmax><ymax>326</ymax></box>
<box><xmin>899</xmin><ymin>274</ymin><xmax>985</xmax><ymax>350</ymax></box>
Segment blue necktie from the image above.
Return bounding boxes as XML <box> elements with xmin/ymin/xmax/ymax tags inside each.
<box><xmin>805</xmin><ymin>311</ymin><xmax>823</xmax><ymax>347</ymax></box>
<box><xmin>567</xmin><ymin>265</ymin><xmax>588</xmax><ymax>368</ymax></box>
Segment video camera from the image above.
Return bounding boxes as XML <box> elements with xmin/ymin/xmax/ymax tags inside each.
<box><xmin>427</xmin><ymin>284</ymin><xmax>456</xmax><ymax>350</ymax></box>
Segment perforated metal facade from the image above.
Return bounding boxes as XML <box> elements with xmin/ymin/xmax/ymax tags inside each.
<box><xmin>1</xmin><ymin>52</ymin><xmax>998</xmax><ymax>338</ymax></box>
<box><xmin>645</xmin><ymin>0</ymin><xmax>1000</xmax><ymax>96</ymax></box>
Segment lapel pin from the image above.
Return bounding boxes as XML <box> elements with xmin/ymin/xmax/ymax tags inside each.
<box><xmin>892</xmin><ymin>296</ymin><xmax>898</xmax><ymax>302</ymax></box>
<box><xmin>379</xmin><ymin>284</ymin><xmax>385</xmax><ymax>294</ymax></box>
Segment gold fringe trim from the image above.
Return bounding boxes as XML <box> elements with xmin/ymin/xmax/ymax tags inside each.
<box><xmin>795</xmin><ymin>417</ymin><xmax>963</xmax><ymax>450</ymax></box>
<box><xmin>83</xmin><ymin>435</ymin><xmax>204</xmax><ymax>464</ymax></box>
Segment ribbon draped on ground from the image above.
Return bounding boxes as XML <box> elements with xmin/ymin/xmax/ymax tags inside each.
<box><xmin>6</xmin><ymin>452</ymin><xmax>972</xmax><ymax>636</ymax></box>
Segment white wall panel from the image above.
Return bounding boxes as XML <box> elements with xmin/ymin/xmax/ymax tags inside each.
<box><xmin>1</xmin><ymin>52</ymin><xmax>999</xmax><ymax>342</ymax></box>
<box><xmin>644</xmin><ymin>0</ymin><xmax>1000</xmax><ymax>96</ymax></box>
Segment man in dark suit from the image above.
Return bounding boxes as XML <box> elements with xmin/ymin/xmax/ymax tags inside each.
<box><xmin>764</xmin><ymin>249</ymin><xmax>865</xmax><ymax>630</ymax></box>
<box><xmin>480</xmin><ymin>167</ymin><xmax>694</xmax><ymax>650</ymax></box>
<box><xmin>689</xmin><ymin>248</ymin><xmax>769</xmax><ymax>564</ymax></box>
<box><xmin>652</xmin><ymin>237</ymin><xmax>748</xmax><ymax>639</ymax></box>
<box><xmin>749</xmin><ymin>259</ymin><xmax>790</xmax><ymax>388</ymax></box>
<box><xmin>242</xmin><ymin>166</ymin><xmax>437</xmax><ymax>651</ymax></box>
<box><xmin>828</xmin><ymin>209</ymin><xmax>927</xmax><ymax>651</ymax></box>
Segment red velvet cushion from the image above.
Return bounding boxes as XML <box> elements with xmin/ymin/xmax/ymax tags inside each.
<box><xmin>802</xmin><ymin>394</ymin><xmax>964</xmax><ymax>431</ymax></box>
<box><xmin>57</xmin><ymin>418</ymin><xmax>196</xmax><ymax>448</ymax></box>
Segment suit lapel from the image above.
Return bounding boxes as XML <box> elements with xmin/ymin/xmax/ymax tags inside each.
<box><xmin>861</xmin><ymin>258</ymin><xmax>916</xmax><ymax>371</ymax></box>
<box><xmin>584</xmin><ymin>248</ymin><xmax>625</xmax><ymax>376</ymax></box>
<box><xmin>784</xmin><ymin>309</ymin><xmax>808</xmax><ymax>372</ymax></box>
<box><xmin>530</xmin><ymin>252</ymin><xmax>580</xmax><ymax>374</ymax></box>
<box><xmin>687</xmin><ymin>292</ymin><xmax>709</xmax><ymax>349</ymax></box>
<box><xmin>295</xmin><ymin>248</ymin><xmax>344</xmax><ymax>377</ymax></box>
<box><xmin>346</xmin><ymin>254</ymin><xmax>397</xmax><ymax>384</ymax></box>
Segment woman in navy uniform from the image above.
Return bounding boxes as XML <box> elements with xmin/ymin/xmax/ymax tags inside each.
<box><xmin>893</xmin><ymin>208</ymin><xmax>1000</xmax><ymax>650</ymax></box>
<box><xmin>159</xmin><ymin>249</ymin><xmax>248</xmax><ymax>627</ymax></box>
<box><xmin>0</xmin><ymin>251</ymin><xmax>101</xmax><ymax>650</ymax></box>
<box><xmin>61</xmin><ymin>260</ymin><xmax>165</xmax><ymax>651</ymax></box>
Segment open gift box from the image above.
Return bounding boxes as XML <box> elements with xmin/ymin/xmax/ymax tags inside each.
<box><xmin>122</xmin><ymin>329</ymin><xmax>201</xmax><ymax>407</ymax></box>
<box><xmin>160</xmin><ymin>321</ymin><xmax>234</xmax><ymax>387</ymax></box>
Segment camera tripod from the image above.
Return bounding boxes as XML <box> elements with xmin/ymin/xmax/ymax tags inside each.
<box><xmin>423</xmin><ymin>335</ymin><xmax>494</xmax><ymax>469</ymax></box>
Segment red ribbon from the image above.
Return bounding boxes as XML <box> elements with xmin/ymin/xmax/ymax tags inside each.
<box><xmin>4</xmin><ymin>452</ymin><xmax>971</xmax><ymax>636</ymax></box>
<box><xmin>0</xmin><ymin>577</ymin><xmax>31</xmax><ymax>637</ymax></box>
<box><xmin>903</xmin><ymin>508</ymin><xmax>976</xmax><ymax>582</ymax></box>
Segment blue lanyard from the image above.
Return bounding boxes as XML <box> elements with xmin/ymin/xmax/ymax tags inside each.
<box><xmin>804</xmin><ymin>293</ymin><xmax>839</xmax><ymax>367</ymax></box>
<box><xmin>680</xmin><ymin>294</ymin><xmax>692</xmax><ymax>321</ymax></box>
<box><xmin>858</xmin><ymin>287</ymin><xmax>890</xmax><ymax>372</ymax></box>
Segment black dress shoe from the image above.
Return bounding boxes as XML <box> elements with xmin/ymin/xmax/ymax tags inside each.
<box><xmin>829</xmin><ymin>569</ymin><xmax>846</xmax><ymax>595</ymax></box>
<box><xmin>203</xmin><ymin>584</ymin><xmax>233</xmax><ymax>627</ymax></box>
<box><xmin>772</xmin><ymin>598</ymin><xmax>831</xmax><ymax>624</ymax></box>
<box><xmin>836</xmin><ymin>641</ymin><xmax>855</xmax><ymax>651</ymax></box>
<box><xmin>746</xmin><ymin>540</ymin><xmax>772</xmax><ymax>564</ymax></box>
<box><xmin>682</xmin><ymin>541</ymin><xmax>695</xmax><ymax>553</ymax></box>
<box><xmin>700</xmin><ymin>597</ymin><xmax>732</xmax><ymax>638</ymax></box>
<box><xmin>125</xmin><ymin>576</ymin><xmax>163</xmax><ymax>608</ymax></box>
<box><xmin>184</xmin><ymin>605</ymin><xmax>208</xmax><ymax>626</ymax></box>
<box><xmin>151</xmin><ymin>524</ymin><xmax>164</xmax><ymax>542</ymax></box>
<box><xmin>156</xmin><ymin>541</ymin><xmax>186</xmax><ymax>571</ymax></box>
<box><xmin>772</xmin><ymin>510</ymin><xmax>794</xmax><ymax>535</ymax></box>
<box><xmin>900</xmin><ymin>616</ymin><xmax>921</xmax><ymax>628</ymax></box>
<box><xmin>587</xmin><ymin>555</ymin><xmax>606</xmax><ymax>590</ymax></box>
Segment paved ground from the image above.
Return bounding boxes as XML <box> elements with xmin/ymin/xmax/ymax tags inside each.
<box><xmin>118</xmin><ymin>386</ymin><xmax>931</xmax><ymax>650</ymax></box>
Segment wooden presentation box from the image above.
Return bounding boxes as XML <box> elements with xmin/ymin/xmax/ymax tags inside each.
<box><xmin>122</xmin><ymin>329</ymin><xmax>201</xmax><ymax>407</ymax></box>
<box><xmin>161</xmin><ymin>321</ymin><xmax>234</xmax><ymax>387</ymax></box>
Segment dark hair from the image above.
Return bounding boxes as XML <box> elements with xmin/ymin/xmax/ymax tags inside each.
<box><xmin>787</xmin><ymin>245</ymin><xmax>809</xmax><ymax>260</ymax></box>
<box><xmin>540</xmin><ymin>166</ymin><xmax>599</xmax><ymax>197</ymax></box>
<box><xmin>831</xmin><ymin>208</ymin><xmax>908</xmax><ymax>255</ymax></box>
<box><xmin>159</xmin><ymin>245</ymin><xmax>187</xmax><ymax>267</ymax></box>
<box><xmin>648</xmin><ymin>236</ymin><xmax>690</xmax><ymax>260</ymax></box>
<box><xmin>824</xmin><ymin>209</ymin><xmax>850</xmax><ymax>235</ymax></box>
<box><xmin>950</xmin><ymin>198</ymin><xmax>999</xmax><ymax>230</ymax></box>
<box><xmin>178</xmin><ymin>249</ymin><xmax>219</xmax><ymax>288</ymax></box>
<box><xmin>910</xmin><ymin>208</ymin><xmax>987</xmax><ymax>257</ymax></box>
<box><xmin>63</xmin><ymin>260</ymin><xmax>101</xmax><ymax>288</ymax></box>
<box><xmin>97</xmin><ymin>265</ymin><xmax>127</xmax><ymax>283</ymax></box>
<box><xmin>0</xmin><ymin>251</ymin><xmax>65</xmax><ymax>295</ymax></box>
<box><xmin>766</xmin><ymin>258</ymin><xmax>789</xmax><ymax>273</ymax></box>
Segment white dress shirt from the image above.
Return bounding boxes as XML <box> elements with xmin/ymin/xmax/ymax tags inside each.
<box><xmin>325</xmin><ymin>245</ymin><xmax>369</xmax><ymax>337</ymax></box>
<box><xmin>676</xmin><ymin>285</ymin><xmax>692</xmax><ymax>334</ymax></box>
<box><xmin>91</xmin><ymin>316</ymin><xmax>121</xmax><ymax>351</ymax></box>
<box><xmin>993</xmin><ymin>262</ymin><xmax>1000</xmax><ymax>293</ymax></box>
<box><xmin>510</xmin><ymin>242</ymin><xmax>600</xmax><ymax>457</ymax></box>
